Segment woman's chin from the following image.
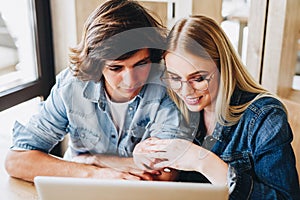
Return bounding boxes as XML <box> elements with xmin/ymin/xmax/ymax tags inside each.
<box><xmin>186</xmin><ymin>104</ymin><xmax>202</xmax><ymax>112</ymax></box>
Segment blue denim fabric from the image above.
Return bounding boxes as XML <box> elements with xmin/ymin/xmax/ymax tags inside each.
<box><xmin>209</xmin><ymin>89</ymin><xmax>300</xmax><ymax>199</ymax></box>
<box><xmin>11</xmin><ymin>68</ymin><xmax>192</xmax><ymax>159</ymax></box>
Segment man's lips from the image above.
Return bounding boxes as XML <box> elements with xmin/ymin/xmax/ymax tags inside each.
<box><xmin>120</xmin><ymin>83</ymin><xmax>144</xmax><ymax>93</ymax></box>
<box><xmin>123</xmin><ymin>88</ymin><xmax>138</xmax><ymax>93</ymax></box>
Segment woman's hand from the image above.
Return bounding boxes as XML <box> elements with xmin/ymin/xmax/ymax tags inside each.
<box><xmin>133</xmin><ymin>137</ymin><xmax>229</xmax><ymax>185</ymax></box>
<box><xmin>133</xmin><ymin>137</ymin><xmax>206</xmax><ymax>172</ymax></box>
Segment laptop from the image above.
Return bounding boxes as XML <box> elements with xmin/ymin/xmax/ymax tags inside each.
<box><xmin>34</xmin><ymin>176</ymin><xmax>229</xmax><ymax>200</ymax></box>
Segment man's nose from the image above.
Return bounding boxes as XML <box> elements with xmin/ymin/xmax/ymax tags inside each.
<box><xmin>122</xmin><ymin>68</ymin><xmax>137</xmax><ymax>86</ymax></box>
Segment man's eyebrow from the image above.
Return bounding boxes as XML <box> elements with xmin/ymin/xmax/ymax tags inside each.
<box><xmin>133</xmin><ymin>56</ymin><xmax>151</xmax><ymax>66</ymax></box>
<box><xmin>106</xmin><ymin>56</ymin><xmax>151</xmax><ymax>67</ymax></box>
<box><xmin>106</xmin><ymin>64</ymin><xmax>122</xmax><ymax>67</ymax></box>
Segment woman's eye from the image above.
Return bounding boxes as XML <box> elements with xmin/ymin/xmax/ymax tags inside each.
<box><xmin>170</xmin><ymin>76</ymin><xmax>181</xmax><ymax>81</ymax></box>
<box><xmin>193</xmin><ymin>76</ymin><xmax>206</xmax><ymax>82</ymax></box>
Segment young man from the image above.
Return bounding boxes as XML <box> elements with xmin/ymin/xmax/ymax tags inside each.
<box><xmin>5</xmin><ymin>0</ymin><xmax>191</xmax><ymax>182</ymax></box>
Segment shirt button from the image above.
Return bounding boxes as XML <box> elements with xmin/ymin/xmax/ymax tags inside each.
<box><xmin>99</xmin><ymin>102</ymin><xmax>105</xmax><ymax>110</ymax></box>
<box><xmin>128</xmin><ymin>107</ymin><xmax>133</xmax><ymax>111</ymax></box>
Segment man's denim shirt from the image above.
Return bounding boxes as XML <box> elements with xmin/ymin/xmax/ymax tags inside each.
<box><xmin>11</xmin><ymin>68</ymin><xmax>191</xmax><ymax>159</ymax></box>
<box><xmin>207</xmin><ymin>89</ymin><xmax>299</xmax><ymax>199</ymax></box>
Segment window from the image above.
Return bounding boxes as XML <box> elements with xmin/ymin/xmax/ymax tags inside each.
<box><xmin>0</xmin><ymin>0</ymin><xmax>54</xmax><ymax>111</ymax></box>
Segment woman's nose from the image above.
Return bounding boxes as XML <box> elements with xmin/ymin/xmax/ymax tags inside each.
<box><xmin>180</xmin><ymin>81</ymin><xmax>194</xmax><ymax>96</ymax></box>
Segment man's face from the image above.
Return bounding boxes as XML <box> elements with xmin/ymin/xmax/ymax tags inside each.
<box><xmin>102</xmin><ymin>49</ymin><xmax>152</xmax><ymax>102</ymax></box>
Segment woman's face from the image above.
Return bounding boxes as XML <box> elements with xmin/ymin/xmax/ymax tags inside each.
<box><xmin>164</xmin><ymin>51</ymin><xmax>219</xmax><ymax>112</ymax></box>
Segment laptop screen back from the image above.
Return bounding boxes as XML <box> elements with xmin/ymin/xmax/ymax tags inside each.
<box><xmin>34</xmin><ymin>176</ymin><xmax>229</xmax><ymax>200</ymax></box>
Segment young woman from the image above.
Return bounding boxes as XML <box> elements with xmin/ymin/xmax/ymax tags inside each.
<box><xmin>133</xmin><ymin>15</ymin><xmax>300</xmax><ymax>199</ymax></box>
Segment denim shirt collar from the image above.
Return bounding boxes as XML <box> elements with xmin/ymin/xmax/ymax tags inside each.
<box><xmin>82</xmin><ymin>80</ymin><xmax>101</xmax><ymax>103</ymax></box>
<box><xmin>82</xmin><ymin>78</ymin><xmax>146</xmax><ymax>112</ymax></box>
<box><xmin>81</xmin><ymin>66</ymin><xmax>164</xmax><ymax>111</ymax></box>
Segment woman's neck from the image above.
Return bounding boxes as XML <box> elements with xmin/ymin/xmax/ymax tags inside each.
<box><xmin>203</xmin><ymin>109</ymin><xmax>216</xmax><ymax>135</ymax></box>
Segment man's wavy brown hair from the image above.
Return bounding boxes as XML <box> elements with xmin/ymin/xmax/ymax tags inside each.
<box><xmin>69</xmin><ymin>0</ymin><xmax>166</xmax><ymax>82</ymax></box>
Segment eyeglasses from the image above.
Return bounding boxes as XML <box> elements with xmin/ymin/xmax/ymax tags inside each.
<box><xmin>161</xmin><ymin>70</ymin><xmax>217</xmax><ymax>92</ymax></box>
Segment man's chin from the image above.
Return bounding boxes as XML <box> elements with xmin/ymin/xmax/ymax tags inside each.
<box><xmin>122</xmin><ymin>88</ymin><xmax>139</xmax><ymax>94</ymax></box>
<box><xmin>115</xmin><ymin>90</ymin><xmax>140</xmax><ymax>102</ymax></box>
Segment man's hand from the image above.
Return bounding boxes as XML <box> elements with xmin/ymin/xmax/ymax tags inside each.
<box><xmin>87</xmin><ymin>167</ymin><xmax>145</xmax><ymax>180</ymax></box>
<box><xmin>72</xmin><ymin>154</ymin><xmax>159</xmax><ymax>180</ymax></box>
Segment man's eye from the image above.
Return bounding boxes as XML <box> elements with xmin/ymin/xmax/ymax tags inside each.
<box><xmin>108</xmin><ymin>66</ymin><xmax>122</xmax><ymax>71</ymax></box>
<box><xmin>135</xmin><ymin>61</ymin><xmax>150</xmax><ymax>68</ymax></box>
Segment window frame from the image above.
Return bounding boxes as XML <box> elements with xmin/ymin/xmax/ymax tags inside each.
<box><xmin>0</xmin><ymin>0</ymin><xmax>55</xmax><ymax>111</ymax></box>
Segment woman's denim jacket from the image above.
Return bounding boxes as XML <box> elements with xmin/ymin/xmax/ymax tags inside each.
<box><xmin>11</xmin><ymin>68</ymin><xmax>191</xmax><ymax>158</ymax></box>
<box><xmin>209</xmin><ymin>89</ymin><xmax>299</xmax><ymax>199</ymax></box>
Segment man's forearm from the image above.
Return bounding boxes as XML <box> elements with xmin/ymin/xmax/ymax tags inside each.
<box><xmin>5</xmin><ymin>150</ymin><xmax>96</xmax><ymax>182</ymax></box>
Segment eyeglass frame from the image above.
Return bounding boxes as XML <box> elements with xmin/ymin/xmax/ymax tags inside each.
<box><xmin>161</xmin><ymin>69</ymin><xmax>218</xmax><ymax>92</ymax></box>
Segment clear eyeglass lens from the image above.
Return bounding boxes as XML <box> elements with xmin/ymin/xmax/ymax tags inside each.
<box><xmin>191</xmin><ymin>80</ymin><xmax>208</xmax><ymax>91</ymax></box>
<box><xmin>165</xmin><ymin>79</ymin><xmax>209</xmax><ymax>91</ymax></box>
<box><xmin>168</xmin><ymin>80</ymin><xmax>181</xmax><ymax>89</ymax></box>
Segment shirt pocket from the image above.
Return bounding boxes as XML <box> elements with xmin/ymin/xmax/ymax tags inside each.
<box><xmin>129</xmin><ymin>117</ymin><xmax>151</xmax><ymax>141</ymax></box>
<box><xmin>220</xmin><ymin>151</ymin><xmax>252</xmax><ymax>173</ymax></box>
<box><xmin>68</xmin><ymin>125</ymin><xmax>102</xmax><ymax>152</ymax></box>
<box><xmin>128</xmin><ymin>125</ymin><xmax>149</xmax><ymax>144</ymax></box>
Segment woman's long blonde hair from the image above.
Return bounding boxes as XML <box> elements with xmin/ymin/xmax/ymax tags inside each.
<box><xmin>166</xmin><ymin>15</ymin><xmax>279</xmax><ymax>125</ymax></box>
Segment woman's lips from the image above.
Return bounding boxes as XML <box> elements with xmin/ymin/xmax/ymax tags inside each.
<box><xmin>184</xmin><ymin>96</ymin><xmax>202</xmax><ymax>105</ymax></box>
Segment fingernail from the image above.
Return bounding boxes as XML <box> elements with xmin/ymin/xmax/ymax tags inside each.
<box><xmin>163</xmin><ymin>168</ymin><xmax>171</xmax><ymax>173</ymax></box>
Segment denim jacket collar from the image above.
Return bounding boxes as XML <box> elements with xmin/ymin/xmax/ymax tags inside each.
<box><xmin>230</xmin><ymin>87</ymin><xmax>258</xmax><ymax>106</ymax></box>
<box><xmin>212</xmin><ymin>88</ymin><xmax>258</xmax><ymax>143</ymax></box>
